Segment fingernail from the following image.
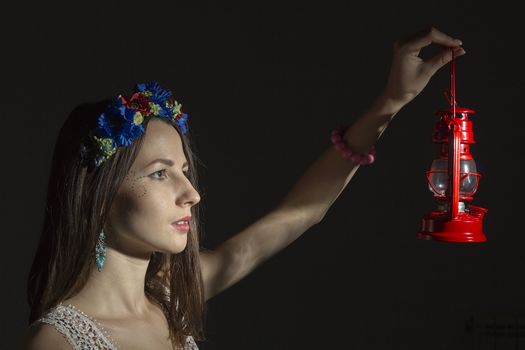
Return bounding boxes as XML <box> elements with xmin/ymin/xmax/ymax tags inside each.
<box><xmin>455</xmin><ymin>39</ymin><xmax>463</xmax><ymax>45</ymax></box>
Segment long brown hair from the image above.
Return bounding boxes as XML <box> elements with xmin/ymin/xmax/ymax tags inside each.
<box><xmin>27</xmin><ymin>99</ymin><xmax>208</xmax><ymax>348</ymax></box>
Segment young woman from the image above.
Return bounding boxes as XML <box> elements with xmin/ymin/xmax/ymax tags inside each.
<box><xmin>24</xmin><ymin>27</ymin><xmax>465</xmax><ymax>350</ymax></box>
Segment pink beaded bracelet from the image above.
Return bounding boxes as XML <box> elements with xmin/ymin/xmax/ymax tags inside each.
<box><xmin>331</xmin><ymin>125</ymin><xmax>376</xmax><ymax>165</ymax></box>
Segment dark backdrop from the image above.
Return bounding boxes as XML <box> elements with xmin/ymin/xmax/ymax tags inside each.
<box><xmin>3</xmin><ymin>1</ymin><xmax>524</xmax><ymax>349</ymax></box>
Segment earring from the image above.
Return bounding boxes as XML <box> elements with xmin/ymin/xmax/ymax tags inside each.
<box><xmin>95</xmin><ymin>230</ymin><xmax>107</xmax><ymax>272</ymax></box>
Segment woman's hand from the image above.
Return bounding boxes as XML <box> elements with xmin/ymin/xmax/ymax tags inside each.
<box><xmin>381</xmin><ymin>27</ymin><xmax>466</xmax><ymax>110</ymax></box>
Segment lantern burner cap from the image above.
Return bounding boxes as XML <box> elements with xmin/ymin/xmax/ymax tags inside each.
<box><xmin>437</xmin><ymin>201</ymin><xmax>465</xmax><ymax>213</ymax></box>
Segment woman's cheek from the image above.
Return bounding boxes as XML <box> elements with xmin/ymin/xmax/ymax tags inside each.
<box><xmin>124</xmin><ymin>170</ymin><xmax>172</xmax><ymax>213</ymax></box>
<box><xmin>126</xmin><ymin>170</ymin><xmax>148</xmax><ymax>198</ymax></box>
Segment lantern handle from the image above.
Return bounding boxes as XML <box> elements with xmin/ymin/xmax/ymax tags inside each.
<box><xmin>443</xmin><ymin>50</ymin><xmax>458</xmax><ymax>111</ymax></box>
<box><xmin>450</xmin><ymin>48</ymin><xmax>457</xmax><ymax>111</ymax></box>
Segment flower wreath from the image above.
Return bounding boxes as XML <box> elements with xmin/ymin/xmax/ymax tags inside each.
<box><xmin>80</xmin><ymin>82</ymin><xmax>188</xmax><ymax>168</ymax></box>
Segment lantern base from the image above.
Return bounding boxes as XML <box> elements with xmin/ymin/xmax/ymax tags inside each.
<box><xmin>417</xmin><ymin>206</ymin><xmax>488</xmax><ymax>242</ymax></box>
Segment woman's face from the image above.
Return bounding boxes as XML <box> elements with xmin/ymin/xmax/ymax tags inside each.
<box><xmin>105</xmin><ymin>118</ymin><xmax>200</xmax><ymax>257</ymax></box>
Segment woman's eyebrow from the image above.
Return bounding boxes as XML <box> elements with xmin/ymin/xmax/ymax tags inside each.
<box><xmin>144</xmin><ymin>158</ymin><xmax>188</xmax><ymax>168</ymax></box>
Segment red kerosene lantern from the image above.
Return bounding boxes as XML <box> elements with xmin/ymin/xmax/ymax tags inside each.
<box><xmin>417</xmin><ymin>50</ymin><xmax>488</xmax><ymax>242</ymax></box>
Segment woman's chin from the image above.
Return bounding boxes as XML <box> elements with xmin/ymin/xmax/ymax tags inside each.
<box><xmin>157</xmin><ymin>240</ymin><xmax>188</xmax><ymax>255</ymax></box>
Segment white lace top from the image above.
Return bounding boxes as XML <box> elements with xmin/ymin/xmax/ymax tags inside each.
<box><xmin>30</xmin><ymin>300</ymin><xmax>199</xmax><ymax>350</ymax></box>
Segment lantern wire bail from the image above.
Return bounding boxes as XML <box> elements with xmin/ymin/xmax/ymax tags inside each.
<box><xmin>443</xmin><ymin>48</ymin><xmax>458</xmax><ymax>111</ymax></box>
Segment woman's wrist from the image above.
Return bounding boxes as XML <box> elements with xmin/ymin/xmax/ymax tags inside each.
<box><xmin>340</xmin><ymin>92</ymin><xmax>403</xmax><ymax>153</ymax></box>
<box><xmin>373</xmin><ymin>92</ymin><xmax>406</xmax><ymax>117</ymax></box>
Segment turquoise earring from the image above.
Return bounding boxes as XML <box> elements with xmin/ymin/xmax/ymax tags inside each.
<box><xmin>95</xmin><ymin>230</ymin><xmax>107</xmax><ymax>272</ymax></box>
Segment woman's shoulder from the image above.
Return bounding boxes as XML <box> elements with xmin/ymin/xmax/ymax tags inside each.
<box><xmin>24</xmin><ymin>321</ymin><xmax>72</xmax><ymax>350</ymax></box>
<box><xmin>25</xmin><ymin>303</ymin><xmax>117</xmax><ymax>350</ymax></box>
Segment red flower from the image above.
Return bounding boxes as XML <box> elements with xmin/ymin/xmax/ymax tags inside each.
<box><xmin>126</xmin><ymin>92</ymin><xmax>151</xmax><ymax>114</ymax></box>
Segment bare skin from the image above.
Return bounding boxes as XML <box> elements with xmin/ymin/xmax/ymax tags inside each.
<box><xmin>26</xmin><ymin>27</ymin><xmax>465</xmax><ymax>349</ymax></box>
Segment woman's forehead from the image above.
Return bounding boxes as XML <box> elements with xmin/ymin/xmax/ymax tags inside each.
<box><xmin>135</xmin><ymin>119</ymin><xmax>187</xmax><ymax>168</ymax></box>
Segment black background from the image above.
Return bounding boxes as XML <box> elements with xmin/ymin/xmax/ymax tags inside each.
<box><xmin>3</xmin><ymin>0</ymin><xmax>524</xmax><ymax>349</ymax></box>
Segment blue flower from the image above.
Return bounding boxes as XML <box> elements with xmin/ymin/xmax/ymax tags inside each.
<box><xmin>158</xmin><ymin>105</ymin><xmax>173</xmax><ymax>118</ymax></box>
<box><xmin>97</xmin><ymin>97</ymin><xmax>135</xmax><ymax>135</ymax></box>
<box><xmin>135</xmin><ymin>82</ymin><xmax>172</xmax><ymax>105</ymax></box>
<box><xmin>115</xmin><ymin>122</ymin><xmax>145</xmax><ymax>147</ymax></box>
<box><xmin>175</xmin><ymin>113</ymin><xmax>188</xmax><ymax>134</ymax></box>
<box><xmin>95</xmin><ymin>96</ymin><xmax>146</xmax><ymax>147</ymax></box>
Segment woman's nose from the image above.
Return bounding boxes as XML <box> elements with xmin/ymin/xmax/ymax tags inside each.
<box><xmin>176</xmin><ymin>181</ymin><xmax>201</xmax><ymax>207</ymax></box>
<box><xmin>186</xmin><ymin>190</ymin><xmax>201</xmax><ymax>207</ymax></box>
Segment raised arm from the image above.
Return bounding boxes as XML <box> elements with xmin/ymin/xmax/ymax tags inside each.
<box><xmin>200</xmin><ymin>27</ymin><xmax>466</xmax><ymax>301</ymax></box>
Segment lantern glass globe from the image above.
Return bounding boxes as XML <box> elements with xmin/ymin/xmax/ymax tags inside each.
<box><xmin>428</xmin><ymin>158</ymin><xmax>479</xmax><ymax>197</ymax></box>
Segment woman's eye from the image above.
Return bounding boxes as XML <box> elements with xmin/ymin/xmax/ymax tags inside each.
<box><xmin>151</xmin><ymin>169</ymin><xmax>191</xmax><ymax>180</ymax></box>
<box><xmin>151</xmin><ymin>169</ymin><xmax>168</xmax><ymax>180</ymax></box>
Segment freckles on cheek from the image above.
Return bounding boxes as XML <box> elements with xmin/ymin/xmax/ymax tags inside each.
<box><xmin>121</xmin><ymin>171</ymin><xmax>163</xmax><ymax>223</ymax></box>
<box><xmin>126</xmin><ymin>170</ymin><xmax>148</xmax><ymax>198</ymax></box>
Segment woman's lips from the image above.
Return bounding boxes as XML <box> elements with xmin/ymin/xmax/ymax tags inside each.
<box><xmin>172</xmin><ymin>222</ymin><xmax>189</xmax><ymax>233</ymax></box>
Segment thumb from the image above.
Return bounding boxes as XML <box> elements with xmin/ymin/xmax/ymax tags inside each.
<box><xmin>425</xmin><ymin>46</ymin><xmax>466</xmax><ymax>76</ymax></box>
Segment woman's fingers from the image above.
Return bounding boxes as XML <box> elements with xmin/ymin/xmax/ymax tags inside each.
<box><xmin>382</xmin><ymin>27</ymin><xmax>466</xmax><ymax>107</ymax></box>
<box><xmin>396</xmin><ymin>27</ymin><xmax>463</xmax><ymax>54</ymax></box>
<box><xmin>425</xmin><ymin>46</ymin><xmax>467</xmax><ymax>76</ymax></box>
